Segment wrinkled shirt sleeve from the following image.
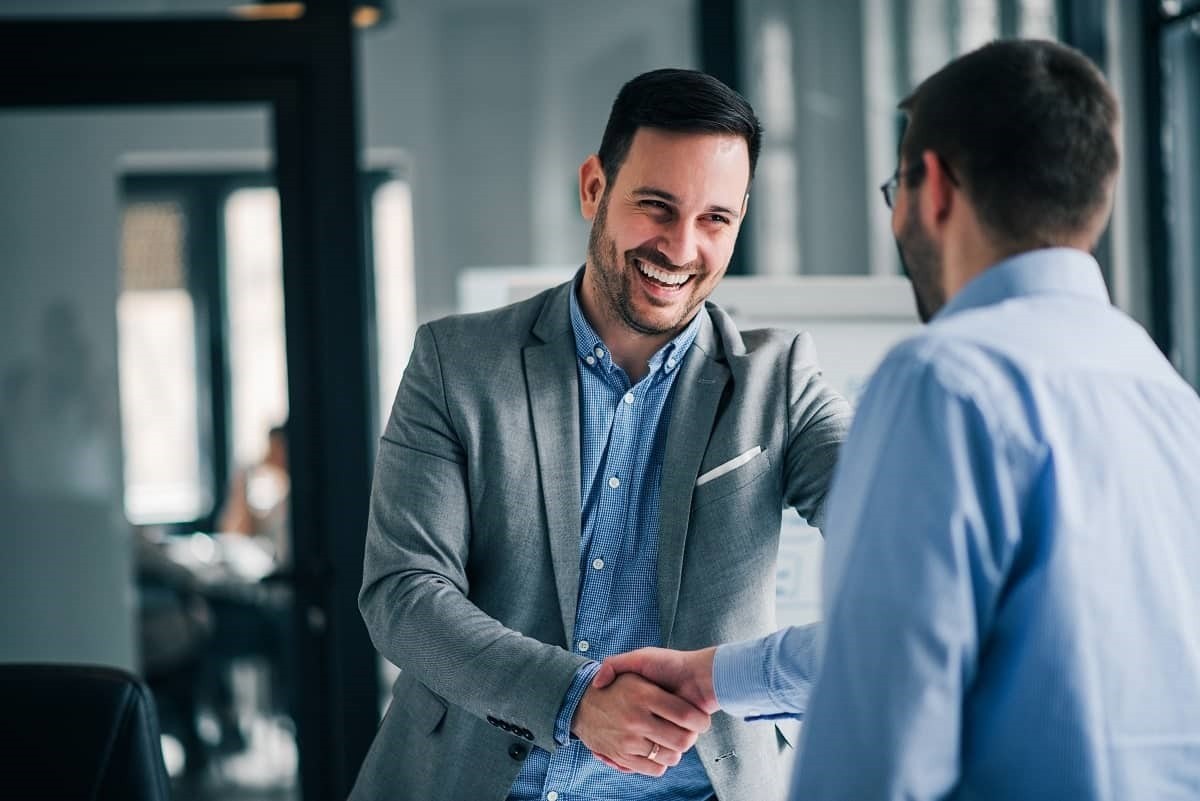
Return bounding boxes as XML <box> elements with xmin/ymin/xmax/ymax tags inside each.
<box><xmin>790</xmin><ymin>344</ymin><xmax>1027</xmax><ymax>801</ymax></box>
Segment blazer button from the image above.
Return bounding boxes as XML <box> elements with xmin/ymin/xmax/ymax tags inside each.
<box><xmin>522</xmin><ymin>730</ymin><xmax>534</xmax><ymax>741</ymax></box>
<box><xmin>486</xmin><ymin>716</ymin><xmax>499</xmax><ymax>727</ymax></box>
<box><xmin>508</xmin><ymin>743</ymin><xmax>528</xmax><ymax>761</ymax></box>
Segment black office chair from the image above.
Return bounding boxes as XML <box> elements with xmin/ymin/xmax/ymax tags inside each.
<box><xmin>0</xmin><ymin>663</ymin><xmax>172</xmax><ymax>801</ymax></box>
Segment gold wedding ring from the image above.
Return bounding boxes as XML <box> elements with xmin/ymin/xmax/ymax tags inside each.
<box><xmin>646</xmin><ymin>741</ymin><xmax>661</xmax><ymax>761</ymax></box>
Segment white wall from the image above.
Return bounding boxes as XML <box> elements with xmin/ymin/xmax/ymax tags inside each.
<box><xmin>360</xmin><ymin>0</ymin><xmax>696</xmax><ymax>321</ymax></box>
<box><xmin>530</xmin><ymin>0</ymin><xmax>696</xmax><ymax>268</ymax></box>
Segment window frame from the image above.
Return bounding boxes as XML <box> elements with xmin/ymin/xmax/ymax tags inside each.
<box><xmin>120</xmin><ymin>167</ymin><xmax>404</xmax><ymax>532</ymax></box>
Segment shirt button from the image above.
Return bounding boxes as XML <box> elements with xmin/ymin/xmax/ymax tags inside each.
<box><xmin>608</xmin><ymin>476</ymin><xmax>620</xmax><ymax>489</ymax></box>
<box><xmin>623</xmin><ymin>392</ymin><xmax>634</xmax><ymax>404</ymax></box>
<box><xmin>592</xmin><ymin>558</ymin><xmax>605</xmax><ymax>570</ymax></box>
<box><xmin>667</xmin><ymin>358</ymin><xmax>676</xmax><ymax>368</ymax></box>
<box><xmin>585</xmin><ymin>355</ymin><xmax>595</xmax><ymax>366</ymax></box>
<box><xmin>547</xmin><ymin>793</ymin><xmax>559</xmax><ymax>801</ymax></box>
<box><xmin>578</xmin><ymin>640</ymin><xmax>590</xmax><ymax>652</ymax></box>
<box><xmin>594</xmin><ymin>346</ymin><xmax>604</xmax><ymax>358</ymax></box>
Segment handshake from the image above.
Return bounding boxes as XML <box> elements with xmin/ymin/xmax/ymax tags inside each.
<box><xmin>570</xmin><ymin>646</ymin><xmax>719</xmax><ymax>777</ymax></box>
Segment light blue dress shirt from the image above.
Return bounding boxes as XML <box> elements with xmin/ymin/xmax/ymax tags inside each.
<box><xmin>715</xmin><ymin>249</ymin><xmax>1200</xmax><ymax>800</ymax></box>
<box><xmin>508</xmin><ymin>285</ymin><xmax>712</xmax><ymax>801</ymax></box>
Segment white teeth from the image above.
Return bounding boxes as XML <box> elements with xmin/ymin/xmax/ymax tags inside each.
<box><xmin>636</xmin><ymin>259</ymin><xmax>691</xmax><ymax>286</ymax></box>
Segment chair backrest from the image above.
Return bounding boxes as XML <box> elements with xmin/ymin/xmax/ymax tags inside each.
<box><xmin>0</xmin><ymin>662</ymin><xmax>171</xmax><ymax>801</ymax></box>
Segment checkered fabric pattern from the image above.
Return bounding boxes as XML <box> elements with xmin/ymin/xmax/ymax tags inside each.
<box><xmin>506</xmin><ymin>286</ymin><xmax>711</xmax><ymax>801</ymax></box>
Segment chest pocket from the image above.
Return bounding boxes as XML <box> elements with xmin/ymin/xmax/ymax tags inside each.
<box><xmin>691</xmin><ymin>447</ymin><xmax>772</xmax><ymax>511</ymax></box>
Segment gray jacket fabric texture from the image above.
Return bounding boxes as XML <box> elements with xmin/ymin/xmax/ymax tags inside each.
<box><xmin>351</xmin><ymin>279</ymin><xmax>851</xmax><ymax>801</ymax></box>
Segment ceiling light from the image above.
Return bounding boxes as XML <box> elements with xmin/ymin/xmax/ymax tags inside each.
<box><xmin>231</xmin><ymin>1</ymin><xmax>385</xmax><ymax>28</ymax></box>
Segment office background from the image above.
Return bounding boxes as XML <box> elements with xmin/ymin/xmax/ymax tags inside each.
<box><xmin>0</xmin><ymin>1</ymin><xmax>1196</xmax><ymax>798</ymax></box>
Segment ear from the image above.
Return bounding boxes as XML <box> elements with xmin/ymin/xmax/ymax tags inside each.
<box><xmin>579</xmin><ymin>154</ymin><xmax>607</xmax><ymax>222</ymax></box>
<box><xmin>919</xmin><ymin>149</ymin><xmax>955</xmax><ymax>232</ymax></box>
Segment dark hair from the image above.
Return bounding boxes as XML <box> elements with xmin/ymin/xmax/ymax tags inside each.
<box><xmin>899</xmin><ymin>39</ymin><xmax>1119</xmax><ymax>247</ymax></box>
<box><xmin>597</xmin><ymin>68</ymin><xmax>763</xmax><ymax>185</ymax></box>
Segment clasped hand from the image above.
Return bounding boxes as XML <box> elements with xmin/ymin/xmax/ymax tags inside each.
<box><xmin>572</xmin><ymin>646</ymin><xmax>719</xmax><ymax>777</ymax></box>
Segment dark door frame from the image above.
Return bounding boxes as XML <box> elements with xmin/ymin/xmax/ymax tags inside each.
<box><xmin>697</xmin><ymin>0</ymin><xmax>751</xmax><ymax>276</ymax></box>
<box><xmin>0</xmin><ymin>5</ymin><xmax>378</xmax><ymax>798</ymax></box>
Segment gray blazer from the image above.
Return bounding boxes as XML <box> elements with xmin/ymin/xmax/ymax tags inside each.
<box><xmin>352</xmin><ymin>279</ymin><xmax>850</xmax><ymax>801</ymax></box>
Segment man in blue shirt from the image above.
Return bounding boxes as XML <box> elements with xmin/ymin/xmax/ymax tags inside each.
<box><xmin>352</xmin><ymin>69</ymin><xmax>851</xmax><ymax>801</ymax></box>
<box><xmin>595</xmin><ymin>39</ymin><xmax>1200</xmax><ymax>800</ymax></box>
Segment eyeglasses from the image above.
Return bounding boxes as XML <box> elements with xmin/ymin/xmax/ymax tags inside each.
<box><xmin>880</xmin><ymin>163</ymin><xmax>925</xmax><ymax>209</ymax></box>
<box><xmin>880</xmin><ymin>157</ymin><xmax>959</xmax><ymax>209</ymax></box>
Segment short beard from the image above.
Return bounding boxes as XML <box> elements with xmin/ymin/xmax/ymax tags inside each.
<box><xmin>896</xmin><ymin>201</ymin><xmax>945</xmax><ymax>323</ymax></box>
<box><xmin>586</xmin><ymin>190</ymin><xmax>684</xmax><ymax>336</ymax></box>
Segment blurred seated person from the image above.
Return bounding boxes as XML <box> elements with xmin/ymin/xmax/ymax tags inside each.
<box><xmin>135</xmin><ymin>526</ymin><xmax>212</xmax><ymax>677</ymax></box>
<box><xmin>133</xmin><ymin>526</ymin><xmax>224</xmax><ymax>772</ymax></box>
<box><xmin>217</xmin><ymin>422</ymin><xmax>290</xmax><ymax>569</ymax></box>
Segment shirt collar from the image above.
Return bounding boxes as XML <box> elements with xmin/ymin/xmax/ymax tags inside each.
<box><xmin>935</xmin><ymin>247</ymin><xmax>1110</xmax><ymax>322</ymax></box>
<box><xmin>568</xmin><ymin>274</ymin><xmax>702</xmax><ymax>377</ymax></box>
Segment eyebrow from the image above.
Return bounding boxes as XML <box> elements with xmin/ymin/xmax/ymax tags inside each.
<box><xmin>631</xmin><ymin>186</ymin><xmax>742</xmax><ymax>220</ymax></box>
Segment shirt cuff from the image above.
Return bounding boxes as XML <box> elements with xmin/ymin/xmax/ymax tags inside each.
<box><xmin>554</xmin><ymin>660</ymin><xmax>602</xmax><ymax>746</ymax></box>
<box><xmin>713</xmin><ymin>626</ymin><xmax>816</xmax><ymax>719</ymax></box>
<box><xmin>713</xmin><ymin>635</ymin><xmax>777</xmax><ymax>717</ymax></box>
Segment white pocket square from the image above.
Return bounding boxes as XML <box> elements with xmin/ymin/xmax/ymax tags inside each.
<box><xmin>696</xmin><ymin>446</ymin><xmax>763</xmax><ymax>487</ymax></box>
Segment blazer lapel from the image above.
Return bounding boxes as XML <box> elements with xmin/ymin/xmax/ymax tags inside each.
<box><xmin>658</xmin><ymin>309</ymin><xmax>729</xmax><ymax>645</ymax></box>
<box><xmin>524</xmin><ymin>283</ymin><xmax>583</xmax><ymax>644</ymax></box>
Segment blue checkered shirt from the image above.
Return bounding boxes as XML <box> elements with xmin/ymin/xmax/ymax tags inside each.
<box><xmin>506</xmin><ymin>286</ymin><xmax>712</xmax><ymax>801</ymax></box>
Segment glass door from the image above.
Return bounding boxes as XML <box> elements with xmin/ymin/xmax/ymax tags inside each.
<box><xmin>0</xmin><ymin>105</ymin><xmax>304</xmax><ymax>799</ymax></box>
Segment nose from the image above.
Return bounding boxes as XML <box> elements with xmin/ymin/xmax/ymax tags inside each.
<box><xmin>657</xmin><ymin>219</ymin><xmax>699</xmax><ymax>268</ymax></box>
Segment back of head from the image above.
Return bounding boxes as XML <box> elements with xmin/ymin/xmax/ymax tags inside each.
<box><xmin>899</xmin><ymin>39</ymin><xmax>1120</xmax><ymax>250</ymax></box>
<box><xmin>597</xmin><ymin>68</ymin><xmax>763</xmax><ymax>184</ymax></box>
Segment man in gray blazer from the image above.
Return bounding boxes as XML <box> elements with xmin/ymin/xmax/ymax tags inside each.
<box><xmin>352</xmin><ymin>68</ymin><xmax>851</xmax><ymax>801</ymax></box>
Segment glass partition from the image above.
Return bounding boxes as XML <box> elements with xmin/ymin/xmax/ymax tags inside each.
<box><xmin>0</xmin><ymin>104</ymin><xmax>303</xmax><ymax>799</ymax></box>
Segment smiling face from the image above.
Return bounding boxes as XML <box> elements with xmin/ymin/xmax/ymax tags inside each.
<box><xmin>579</xmin><ymin>127</ymin><xmax>750</xmax><ymax>345</ymax></box>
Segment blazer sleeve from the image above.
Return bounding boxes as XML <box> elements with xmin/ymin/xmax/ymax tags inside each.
<box><xmin>783</xmin><ymin>331</ymin><xmax>854</xmax><ymax>531</ymax></box>
<box><xmin>358</xmin><ymin>323</ymin><xmax>588</xmax><ymax>750</ymax></box>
